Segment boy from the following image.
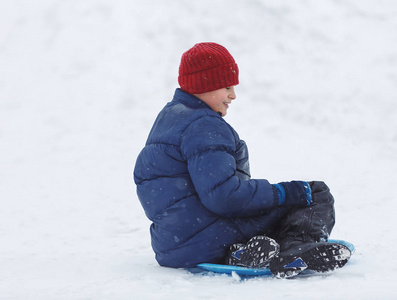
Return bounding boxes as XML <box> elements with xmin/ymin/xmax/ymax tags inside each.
<box><xmin>134</xmin><ymin>42</ymin><xmax>351</xmax><ymax>278</ymax></box>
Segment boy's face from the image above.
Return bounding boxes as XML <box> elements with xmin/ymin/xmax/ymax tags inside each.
<box><xmin>194</xmin><ymin>86</ymin><xmax>236</xmax><ymax>117</ymax></box>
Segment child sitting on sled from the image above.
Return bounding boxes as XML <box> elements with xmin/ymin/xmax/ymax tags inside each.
<box><xmin>134</xmin><ymin>42</ymin><xmax>351</xmax><ymax>278</ymax></box>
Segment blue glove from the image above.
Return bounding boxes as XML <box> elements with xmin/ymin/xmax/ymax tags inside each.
<box><xmin>272</xmin><ymin>181</ymin><xmax>312</xmax><ymax>207</ymax></box>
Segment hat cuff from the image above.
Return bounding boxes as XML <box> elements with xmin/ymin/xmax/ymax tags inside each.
<box><xmin>178</xmin><ymin>63</ymin><xmax>239</xmax><ymax>94</ymax></box>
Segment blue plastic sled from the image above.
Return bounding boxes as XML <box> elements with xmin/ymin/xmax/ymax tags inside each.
<box><xmin>190</xmin><ymin>239</ymin><xmax>354</xmax><ymax>277</ymax></box>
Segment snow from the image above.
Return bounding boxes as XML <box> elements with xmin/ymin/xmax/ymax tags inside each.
<box><xmin>1</xmin><ymin>0</ymin><xmax>397</xmax><ymax>299</ymax></box>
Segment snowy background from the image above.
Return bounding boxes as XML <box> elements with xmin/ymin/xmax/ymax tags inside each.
<box><xmin>1</xmin><ymin>0</ymin><xmax>397</xmax><ymax>299</ymax></box>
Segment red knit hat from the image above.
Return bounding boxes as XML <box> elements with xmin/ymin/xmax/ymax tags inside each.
<box><xmin>178</xmin><ymin>42</ymin><xmax>239</xmax><ymax>94</ymax></box>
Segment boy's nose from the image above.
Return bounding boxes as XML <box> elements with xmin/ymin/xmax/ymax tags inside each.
<box><xmin>229</xmin><ymin>89</ymin><xmax>236</xmax><ymax>99</ymax></box>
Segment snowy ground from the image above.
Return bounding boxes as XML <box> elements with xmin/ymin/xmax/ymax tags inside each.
<box><xmin>1</xmin><ymin>0</ymin><xmax>397</xmax><ymax>299</ymax></box>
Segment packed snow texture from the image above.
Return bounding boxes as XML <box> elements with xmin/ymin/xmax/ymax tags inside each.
<box><xmin>1</xmin><ymin>0</ymin><xmax>397</xmax><ymax>299</ymax></box>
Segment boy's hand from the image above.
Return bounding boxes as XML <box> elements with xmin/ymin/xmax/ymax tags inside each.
<box><xmin>273</xmin><ymin>181</ymin><xmax>313</xmax><ymax>207</ymax></box>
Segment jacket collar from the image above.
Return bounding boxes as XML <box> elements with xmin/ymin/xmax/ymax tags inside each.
<box><xmin>172</xmin><ymin>88</ymin><xmax>213</xmax><ymax>111</ymax></box>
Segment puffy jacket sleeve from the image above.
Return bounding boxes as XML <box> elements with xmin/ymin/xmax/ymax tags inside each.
<box><xmin>180</xmin><ymin>115</ymin><xmax>278</xmax><ymax>218</ymax></box>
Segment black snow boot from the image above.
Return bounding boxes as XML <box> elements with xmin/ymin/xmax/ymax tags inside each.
<box><xmin>225</xmin><ymin>235</ymin><xmax>280</xmax><ymax>268</ymax></box>
<box><xmin>269</xmin><ymin>242</ymin><xmax>351</xmax><ymax>278</ymax></box>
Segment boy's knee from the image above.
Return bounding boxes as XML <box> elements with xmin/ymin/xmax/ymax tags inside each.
<box><xmin>310</xmin><ymin>181</ymin><xmax>334</xmax><ymax>205</ymax></box>
<box><xmin>309</xmin><ymin>181</ymin><xmax>329</xmax><ymax>193</ymax></box>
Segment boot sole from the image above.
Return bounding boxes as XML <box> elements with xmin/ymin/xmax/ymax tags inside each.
<box><xmin>234</xmin><ymin>236</ymin><xmax>280</xmax><ymax>268</ymax></box>
<box><xmin>270</xmin><ymin>243</ymin><xmax>351</xmax><ymax>279</ymax></box>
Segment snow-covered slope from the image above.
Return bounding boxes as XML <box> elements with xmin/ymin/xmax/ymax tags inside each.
<box><xmin>1</xmin><ymin>0</ymin><xmax>396</xmax><ymax>299</ymax></box>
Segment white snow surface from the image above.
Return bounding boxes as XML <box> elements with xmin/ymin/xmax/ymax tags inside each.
<box><xmin>1</xmin><ymin>0</ymin><xmax>397</xmax><ymax>299</ymax></box>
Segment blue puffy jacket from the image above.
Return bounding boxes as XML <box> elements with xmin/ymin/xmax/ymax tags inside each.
<box><xmin>134</xmin><ymin>89</ymin><xmax>286</xmax><ymax>268</ymax></box>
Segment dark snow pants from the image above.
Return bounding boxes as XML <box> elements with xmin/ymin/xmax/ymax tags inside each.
<box><xmin>269</xmin><ymin>181</ymin><xmax>336</xmax><ymax>251</ymax></box>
